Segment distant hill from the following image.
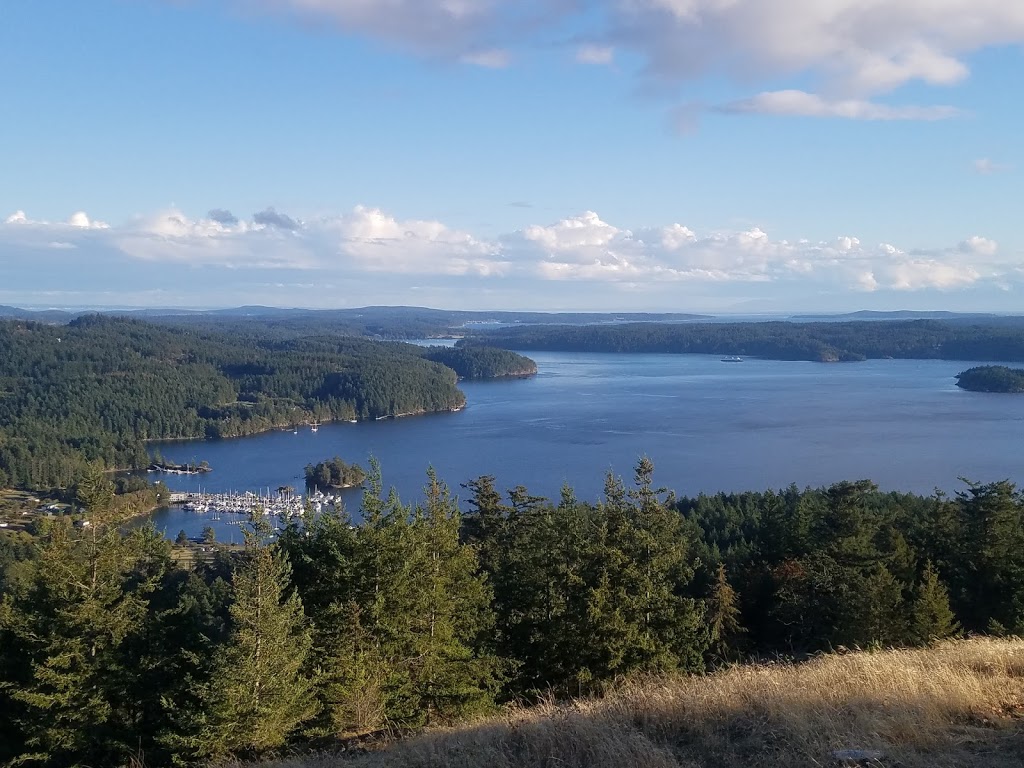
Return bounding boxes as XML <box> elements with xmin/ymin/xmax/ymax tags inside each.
<box><xmin>0</xmin><ymin>304</ymin><xmax>712</xmax><ymax>339</ymax></box>
<box><xmin>0</xmin><ymin>305</ymin><xmax>76</xmax><ymax>323</ymax></box>
<box><xmin>792</xmin><ymin>310</ymin><xmax>1005</xmax><ymax>322</ymax></box>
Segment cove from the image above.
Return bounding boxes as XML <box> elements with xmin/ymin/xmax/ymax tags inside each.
<box><xmin>146</xmin><ymin>351</ymin><xmax>1024</xmax><ymax>540</ymax></box>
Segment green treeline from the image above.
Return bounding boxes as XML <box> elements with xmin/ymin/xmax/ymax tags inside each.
<box><xmin>0</xmin><ymin>316</ymin><xmax>474</xmax><ymax>489</ymax></box>
<box><xmin>955</xmin><ymin>365</ymin><xmax>1024</xmax><ymax>392</ymax></box>
<box><xmin>470</xmin><ymin>319</ymin><xmax>1024</xmax><ymax>362</ymax></box>
<box><xmin>304</xmin><ymin>457</ymin><xmax>367</xmax><ymax>489</ymax></box>
<box><xmin>2</xmin><ymin>461</ymin><xmax>1023</xmax><ymax>767</ymax></box>
<box><xmin>420</xmin><ymin>345</ymin><xmax>538</xmax><ymax>379</ymax></box>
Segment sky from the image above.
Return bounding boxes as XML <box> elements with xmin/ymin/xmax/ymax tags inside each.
<box><xmin>1</xmin><ymin>1</ymin><xmax>1023</xmax><ymax>312</ymax></box>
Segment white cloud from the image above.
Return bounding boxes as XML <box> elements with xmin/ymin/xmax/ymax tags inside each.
<box><xmin>331</xmin><ymin>205</ymin><xmax>504</xmax><ymax>275</ymax></box>
<box><xmin>973</xmin><ymin>157</ymin><xmax>1009</xmax><ymax>175</ymax></box>
<box><xmin>460</xmin><ymin>48</ymin><xmax>511</xmax><ymax>68</ymax></box>
<box><xmin>612</xmin><ymin>1</ymin><xmax>1024</xmax><ymax>93</ymax></box>
<box><xmin>212</xmin><ymin>1</ymin><xmax>1024</xmax><ymax>121</ymax></box>
<box><xmin>5</xmin><ymin>211</ymin><xmax>27</xmax><ymax>224</ymax></box>
<box><xmin>720</xmin><ymin>90</ymin><xmax>961</xmax><ymax>121</ymax></box>
<box><xmin>960</xmin><ymin>235</ymin><xmax>998</xmax><ymax>257</ymax></box>
<box><xmin>524</xmin><ymin>211</ymin><xmax>621</xmax><ymax>252</ymax></box>
<box><xmin>67</xmin><ymin>211</ymin><xmax>109</xmax><ymax>229</ymax></box>
<box><xmin>576</xmin><ymin>44</ymin><xmax>615</xmax><ymax>65</ymax></box>
<box><xmin>1</xmin><ymin>203</ymin><xmax>1018</xmax><ymax>301</ymax></box>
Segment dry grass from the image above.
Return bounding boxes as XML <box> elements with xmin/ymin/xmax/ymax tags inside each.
<box><xmin>260</xmin><ymin>638</ymin><xmax>1024</xmax><ymax>768</ymax></box>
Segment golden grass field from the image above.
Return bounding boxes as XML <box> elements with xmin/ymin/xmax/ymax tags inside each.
<box><xmin>257</xmin><ymin>637</ymin><xmax>1024</xmax><ymax>768</ymax></box>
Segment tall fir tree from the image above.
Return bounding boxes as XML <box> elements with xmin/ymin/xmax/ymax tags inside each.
<box><xmin>0</xmin><ymin>467</ymin><xmax>163</xmax><ymax>766</ymax></box>
<box><xmin>180</xmin><ymin>514</ymin><xmax>318</xmax><ymax>761</ymax></box>
<box><xmin>951</xmin><ymin>480</ymin><xmax>1024</xmax><ymax>632</ymax></box>
<box><xmin>279</xmin><ymin>503</ymin><xmax>391</xmax><ymax>737</ymax></box>
<box><xmin>375</xmin><ymin>470</ymin><xmax>500</xmax><ymax>726</ymax></box>
<box><xmin>909</xmin><ymin>561</ymin><xmax>959</xmax><ymax>644</ymax></box>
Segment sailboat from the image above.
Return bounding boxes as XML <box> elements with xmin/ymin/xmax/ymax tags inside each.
<box><xmin>310</xmin><ymin>420</ymin><xmax>320</xmax><ymax>433</ymax></box>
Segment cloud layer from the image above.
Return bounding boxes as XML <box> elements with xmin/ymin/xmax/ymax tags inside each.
<box><xmin>216</xmin><ymin>1</ymin><xmax>1024</xmax><ymax>119</ymax></box>
<box><xmin>2</xmin><ymin>204</ymin><xmax>1017</xmax><ymax>309</ymax></box>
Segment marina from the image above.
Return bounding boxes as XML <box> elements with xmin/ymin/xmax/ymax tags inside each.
<box><xmin>169</xmin><ymin>488</ymin><xmax>347</xmax><ymax>520</ymax></box>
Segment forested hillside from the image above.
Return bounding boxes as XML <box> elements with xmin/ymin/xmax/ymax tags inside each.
<box><xmin>0</xmin><ymin>316</ymin><xmax>480</xmax><ymax>489</ymax></box>
<box><xmin>956</xmin><ymin>365</ymin><xmax>1024</xmax><ymax>392</ymax></box>
<box><xmin>1</xmin><ymin>462</ymin><xmax>1021</xmax><ymax>766</ymax></box>
<box><xmin>420</xmin><ymin>345</ymin><xmax>537</xmax><ymax>378</ymax></box>
<box><xmin>470</xmin><ymin>319</ymin><xmax>1024</xmax><ymax>362</ymax></box>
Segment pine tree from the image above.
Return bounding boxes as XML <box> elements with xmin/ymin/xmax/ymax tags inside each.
<box><xmin>375</xmin><ymin>470</ymin><xmax>500</xmax><ymax>726</ymax></box>
<box><xmin>623</xmin><ymin>459</ymin><xmax>706</xmax><ymax>672</ymax></box>
<box><xmin>952</xmin><ymin>480</ymin><xmax>1024</xmax><ymax>632</ymax></box>
<box><xmin>279</xmin><ymin>503</ymin><xmax>389</xmax><ymax>737</ymax></box>
<box><xmin>706</xmin><ymin>564</ymin><xmax>745</xmax><ymax>663</ymax></box>
<box><xmin>909</xmin><ymin>561</ymin><xmax>959</xmax><ymax>644</ymax></box>
<box><xmin>185</xmin><ymin>515</ymin><xmax>318</xmax><ymax>760</ymax></box>
<box><xmin>0</xmin><ymin>467</ymin><xmax>164</xmax><ymax>766</ymax></box>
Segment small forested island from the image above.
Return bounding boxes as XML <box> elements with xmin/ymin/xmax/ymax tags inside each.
<box><xmin>420</xmin><ymin>344</ymin><xmax>538</xmax><ymax>379</ymax></box>
<box><xmin>304</xmin><ymin>457</ymin><xmax>367</xmax><ymax>489</ymax></box>
<box><xmin>148</xmin><ymin>459</ymin><xmax>211</xmax><ymax>475</ymax></box>
<box><xmin>955</xmin><ymin>365</ymin><xmax>1024</xmax><ymax>392</ymax></box>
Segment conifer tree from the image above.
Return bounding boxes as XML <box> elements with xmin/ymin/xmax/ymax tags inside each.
<box><xmin>624</xmin><ymin>460</ymin><xmax>706</xmax><ymax>672</ymax></box>
<box><xmin>951</xmin><ymin>480</ymin><xmax>1024</xmax><ymax>632</ymax></box>
<box><xmin>185</xmin><ymin>515</ymin><xmax>318</xmax><ymax>760</ymax></box>
<box><xmin>279</xmin><ymin>503</ymin><xmax>389</xmax><ymax>737</ymax></box>
<box><xmin>375</xmin><ymin>470</ymin><xmax>500</xmax><ymax>726</ymax></box>
<box><xmin>0</xmin><ymin>467</ymin><xmax>163</xmax><ymax>766</ymax></box>
<box><xmin>461</xmin><ymin>474</ymin><xmax>510</xmax><ymax>576</ymax></box>
<box><xmin>909</xmin><ymin>561</ymin><xmax>959</xmax><ymax>644</ymax></box>
<box><xmin>706</xmin><ymin>563</ymin><xmax>746</xmax><ymax>663</ymax></box>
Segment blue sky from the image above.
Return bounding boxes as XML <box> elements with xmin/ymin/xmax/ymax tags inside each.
<box><xmin>2</xmin><ymin>0</ymin><xmax>1022</xmax><ymax>312</ymax></box>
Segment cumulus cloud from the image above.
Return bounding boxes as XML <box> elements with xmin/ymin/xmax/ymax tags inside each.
<box><xmin>1</xmin><ymin>203</ymin><xmax>1018</xmax><ymax>301</ymax></box>
<box><xmin>510</xmin><ymin>212</ymin><xmax>1006</xmax><ymax>292</ymax></box>
<box><xmin>332</xmin><ymin>205</ymin><xmax>504</xmax><ymax>275</ymax></box>
<box><xmin>960</xmin><ymin>236</ymin><xmax>998</xmax><ymax>256</ymax></box>
<box><xmin>208</xmin><ymin>208</ymin><xmax>239</xmax><ymax>225</ymax></box>
<box><xmin>253</xmin><ymin>207</ymin><xmax>300</xmax><ymax>230</ymax></box>
<box><xmin>720</xmin><ymin>90</ymin><xmax>961</xmax><ymax>121</ymax></box>
<box><xmin>67</xmin><ymin>211</ymin><xmax>109</xmax><ymax>229</ymax></box>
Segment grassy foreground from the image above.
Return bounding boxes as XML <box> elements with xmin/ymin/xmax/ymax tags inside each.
<box><xmin>257</xmin><ymin>638</ymin><xmax>1023</xmax><ymax>768</ymax></box>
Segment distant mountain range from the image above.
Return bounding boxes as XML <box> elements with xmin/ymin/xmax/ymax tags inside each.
<box><xmin>0</xmin><ymin>304</ymin><xmax>711</xmax><ymax>326</ymax></box>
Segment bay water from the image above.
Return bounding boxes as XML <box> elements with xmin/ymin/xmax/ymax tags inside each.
<box><xmin>146</xmin><ymin>352</ymin><xmax>1024</xmax><ymax>540</ymax></box>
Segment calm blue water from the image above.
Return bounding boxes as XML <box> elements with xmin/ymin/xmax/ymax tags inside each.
<box><xmin>146</xmin><ymin>352</ymin><xmax>1024</xmax><ymax>539</ymax></box>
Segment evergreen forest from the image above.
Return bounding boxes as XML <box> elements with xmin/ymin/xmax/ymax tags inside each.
<box><xmin>0</xmin><ymin>316</ymin><xmax>532</xmax><ymax>490</ymax></box>
<box><xmin>955</xmin><ymin>365</ymin><xmax>1024</xmax><ymax>392</ymax></box>
<box><xmin>2</xmin><ymin>461</ymin><xmax>1022</xmax><ymax>767</ymax></box>
<box><xmin>470</xmin><ymin>319</ymin><xmax>1024</xmax><ymax>362</ymax></box>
